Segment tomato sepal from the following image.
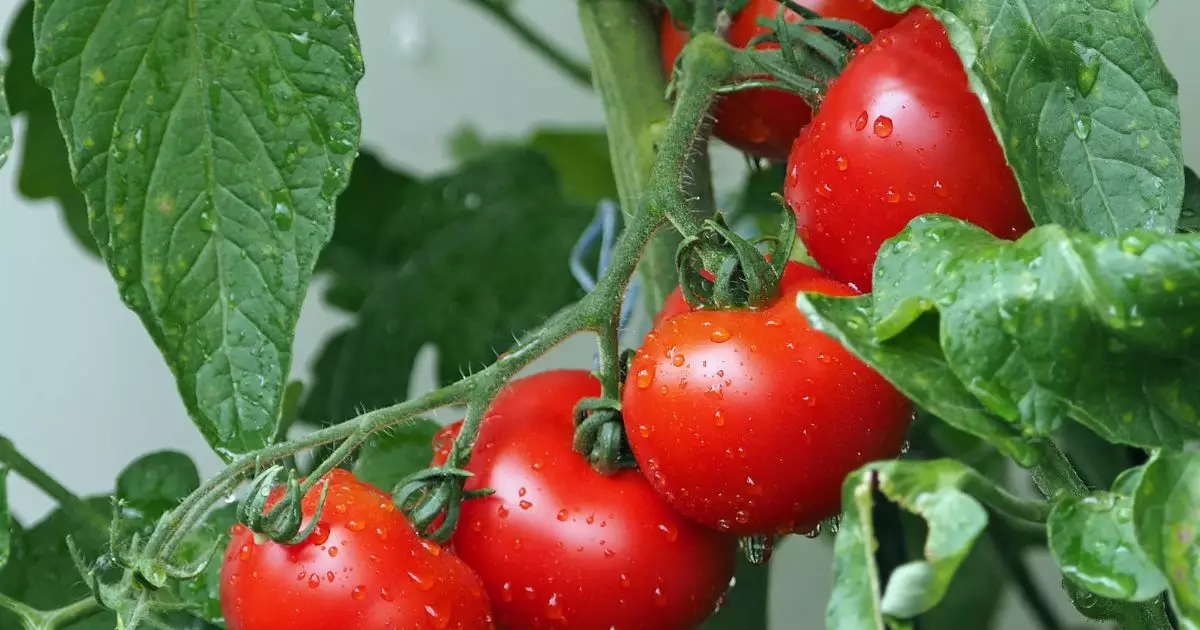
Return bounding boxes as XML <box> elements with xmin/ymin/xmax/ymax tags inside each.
<box><xmin>236</xmin><ymin>466</ymin><xmax>330</xmax><ymax>546</ymax></box>
<box><xmin>572</xmin><ymin>396</ymin><xmax>636</xmax><ymax>475</ymax></box>
<box><xmin>391</xmin><ymin>464</ymin><xmax>478</xmax><ymax>543</ymax></box>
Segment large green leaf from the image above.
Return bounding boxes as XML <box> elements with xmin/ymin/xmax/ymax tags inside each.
<box><xmin>353</xmin><ymin>418</ymin><xmax>441</xmax><ymax>490</ymax></box>
<box><xmin>3</xmin><ymin>1</ymin><xmax>94</xmax><ymax>254</ymax></box>
<box><xmin>875</xmin><ymin>0</ymin><xmax>1182</xmax><ymax>235</ymax></box>
<box><xmin>31</xmin><ymin>0</ymin><xmax>364</xmax><ymax>456</ymax></box>
<box><xmin>116</xmin><ymin>451</ymin><xmax>201</xmax><ymax>518</ymax></box>
<box><xmin>827</xmin><ymin>459</ymin><xmax>990</xmax><ymax>629</ymax></box>
<box><xmin>303</xmin><ymin>149</ymin><xmax>592</xmax><ymax>424</ymax></box>
<box><xmin>1049</xmin><ymin>491</ymin><xmax>1167</xmax><ymax>602</ymax></box>
<box><xmin>447</xmin><ymin>127</ymin><xmax>617</xmax><ymax>205</ymax></box>
<box><xmin>875</xmin><ymin>216</ymin><xmax>1200</xmax><ymax>448</ymax></box>
<box><xmin>1132</xmin><ymin>451</ymin><xmax>1200</xmax><ymax>628</ymax></box>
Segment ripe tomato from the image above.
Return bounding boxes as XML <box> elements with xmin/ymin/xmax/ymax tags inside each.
<box><xmin>220</xmin><ymin>468</ymin><xmax>494</xmax><ymax>630</ymax></box>
<box><xmin>784</xmin><ymin>8</ymin><xmax>1032</xmax><ymax>291</ymax></box>
<box><xmin>623</xmin><ymin>263</ymin><xmax>913</xmax><ymax>536</ymax></box>
<box><xmin>434</xmin><ymin>370</ymin><xmax>736</xmax><ymax>630</ymax></box>
<box><xmin>661</xmin><ymin>0</ymin><xmax>903</xmax><ymax>159</ymax></box>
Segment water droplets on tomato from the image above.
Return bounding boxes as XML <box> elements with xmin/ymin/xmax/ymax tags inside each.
<box><xmin>658</xmin><ymin>522</ymin><xmax>679</xmax><ymax>542</ymax></box>
<box><xmin>638</xmin><ymin>424</ymin><xmax>650</xmax><ymax>438</ymax></box>
<box><xmin>835</xmin><ymin>155</ymin><xmax>849</xmax><ymax>171</ymax></box>
<box><xmin>735</xmin><ymin>510</ymin><xmax>750</xmax><ymax>524</ymax></box>
<box><xmin>409</xmin><ymin>570</ymin><xmax>434</xmax><ymax>591</ymax></box>
<box><xmin>501</xmin><ymin>582</ymin><xmax>514</xmax><ymax>602</ymax></box>
<box><xmin>296</xmin><ymin>569</ymin><xmax>307</xmax><ymax>581</ymax></box>
<box><xmin>238</xmin><ymin>544</ymin><xmax>253</xmax><ymax>560</ymax></box>
<box><xmin>420</xmin><ymin>539</ymin><xmax>442</xmax><ymax>556</ymax></box>
<box><xmin>519</xmin><ymin>500</ymin><xmax>533</xmax><ymax>510</ymax></box>
<box><xmin>497</xmin><ymin>504</ymin><xmax>510</xmax><ymax>518</ymax></box>
<box><xmin>873</xmin><ymin>116</ymin><xmax>893</xmax><ymax>138</ymax></box>
<box><xmin>620</xmin><ymin>573</ymin><xmax>631</xmax><ymax>588</ymax></box>
<box><xmin>635</xmin><ymin>368</ymin><xmax>654</xmax><ymax>388</ymax></box>
<box><xmin>885</xmin><ymin>188</ymin><xmax>900</xmax><ymax>204</ymax></box>
<box><xmin>906</xmin><ymin>192</ymin><xmax>917</xmax><ymax>202</ymax></box>
<box><xmin>816</xmin><ymin>183</ymin><xmax>833</xmax><ymax>199</ymax></box>
<box><xmin>380</xmin><ymin>587</ymin><xmax>394</xmax><ymax>602</ymax></box>
<box><xmin>351</xmin><ymin>585</ymin><xmax>367</xmax><ymax>600</ymax></box>
<box><xmin>518</xmin><ymin>487</ymin><xmax>527</xmax><ymax>497</ymax></box>
<box><xmin>328</xmin><ymin>546</ymin><xmax>339</xmax><ymax>558</ymax></box>
<box><xmin>933</xmin><ymin>179</ymin><xmax>948</xmax><ymax>198</ymax></box>
<box><xmin>714</xmin><ymin>408</ymin><xmax>725</xmax><ymax>427</ymax></box>
<box><xmin>545</xmin><ymin>593</ymin><xmax>567</xmax><ymax>622</ymax></box>
<box><xmin>425</xmin><ymin>604</ymin><xmax>451</xmax><ymax>630</ymax></box>
<box><xmin>556</xmin><ymin>509</ymin><xmax>569</xmax><ymax>522</ymax></box>
<box><xmin>326</xmin><ymin>571</ymin><xmax>336</xmax><ymax>583</ymax></box>
<box><xmin>854</xmin><ymin>111</ymin><xmax>868</xmax><ymax>131</ymax></box>
<box><xmin>309</xmin><ymin>523</ymin><xmax>330</xmax><ymax>545</ymax></box>
<box><xmin>709</xmin><ymin>327</ymin><xmax>731</xmax><ymax>343</ymax></box>
<box><xmin>308</xmin><ymin>573</ymin><xmax>322</xmax><ymax>589</ymax></box>
<box><xmin>654</xmin><ymin>586</ymin><xmax>668</xmax><ymax>607</ymax></box>
<box><xmin>346</xmin><ymin>519</ymin><xmax>365</xmax><ymax>532</ymax></box>
<box><xmin>375</xmin><ymin>527</ymin><xmax>387</xmax><ymax>541</ymax></box>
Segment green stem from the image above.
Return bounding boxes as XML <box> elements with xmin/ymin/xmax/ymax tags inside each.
<box><xmin>577</xmin><ymin>0</ymin><xmax>680</xmax><ymax>312</ymax></box>
<box><xmin>0</xmin><ymin>437</ymin><xmax>106</xmax><ymax>533</ymax></box>
<box><xmin>0</xmin><ymin>592</ymin><xmax>103</xmax><ymax>630</ymax></box>
<box><xmin>961</xmin><ymin>469</ymin><xmax>1051</xmax><ymax>524</ymax></box>
<box><xmin>1030</xmin><ymin>443</ymin><xmax>1171</xmax><ymax>630</ymax></box>
<box><xmin>465</xmin><ymin>0</ymin><xmax>592</xmax><ymax>88</ymax></box>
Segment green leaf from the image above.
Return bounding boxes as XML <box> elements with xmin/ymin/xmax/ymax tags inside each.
<box><xmin>795</xmin><ymin>295</ymin><xmax>1040</xmax><ymax>466</ymax></box>
<box><xmin>305</xmin><ymin>149</ymin><xmax>592</xmax><ymax>423</ymax></box>
<box><xmin>353</xmin><ymin>418</ymin><xmax>441</xmax><ymax>490</ymax></box>
<box><xmin>827</xmin><ymin>459</ymin><xmax>988</xmax><ymax>628</ymax></box>
<box><xmin>0</xmin><ymin>466</ymin><xmax>9</xmax><ymax>572</ymax></box>
<box><xmin>0</xmin><ymin>60</ymin><xmax>11</xmax><ymax>171</ymax></box>
<box><xmin>837</xmin><ymin>215</ymin><xmax>1200</xmax><ymax>450</ymax></box>
<box><xmin>174</xmin><ymin>505</ymin><xmax>237</xmax><ymax>625</ymax></box>
<box><xmin>1049</xmin><ymin>491</ymin><xmax>1167</xmax><ymax>602</ymax></box>
<box><xmin>31</xmin><ymin>0</ymin><xmax>364</xmax><ymax>456</ymax></box>
<box><xmin>1132</xmin><ymin>451</ymin><xmax>1200</xmax><ymax>628</ymax></box>
<box><xmin>116</xmin><ymin>451</ymin><xmax>201</xmax><ymax>518</ymax></box>
<box><xmin>874</xmin><ymin>0</ymin><xmax>1182</xmax><ymax>235</ymax></box>
<box><xmin>3</xmin><ymin>1</ymin><xmax>95</xmax><ymax>255</ymax></box>
<box><xmin>703</xmin><ymin>556</ymin><xmax>768</xmax><ymax>629</ymax></box>
<box><xmin>447</xmin><ymin>126</ymin><xmax>617</xmax><ymax>204</ymax></box>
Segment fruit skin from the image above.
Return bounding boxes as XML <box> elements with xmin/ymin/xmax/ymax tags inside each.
<box><xmin>660</xmin><ymin>0</ymin><xmax>904</xmax><ymax>160</ymax></box>
<box><xmin>433</xmin><ymin>370</ymin><xmax>736</xmax><ymax>630</ymax></box>
<box><xmin>623</xmin><ymin>263</ymin><xmax>913</xmax><ymax>536</ymax></box>
<box><xmin>220</xmin><ymin>468</ymin><xmax>494</xmax><ymax>630</ymax></box>
<box><xmin>784</xmin><ymin>8</ymin><xmax>1032</xmax><ymax>291</ymax></box>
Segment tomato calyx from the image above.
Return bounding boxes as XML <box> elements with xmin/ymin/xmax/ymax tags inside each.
<box><xmin>572</xmin><ymin>396</ymin><xmax>637</xmax><ymax>475</ymax></box>
<box><xmin>237</xmin><ymin>465</ymin><xmax>330</xmax><ymax>545</ymax></box>
<box><xmin>393</xmin><ymin>463</ymin><xmax>490</xmax><ymax>543</ymax></box>
<box><xmin>675</xmin><ymin>200</ymin><xmax>795</xmax><ymax>310</ymax></box>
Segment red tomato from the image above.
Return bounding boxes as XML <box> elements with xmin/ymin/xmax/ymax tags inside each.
<box><xmin>435</xmin><ymin>370</ymin><xmax>736</xmax><ymax>629</ymax></box>
<box><xmin>623</xmin><ymin>264</ymin><xmax>913</xmax><ymax>536</ymax></box>
<box><xmin>220</xmin><ymin>469</ymin><xmax>494</xmax><ymax>630</ymax></box>
<box><xmin>661</xmin><ymin>0</ymin><xmax>904</xmax><ymax>159</ymax></box>
<box><xmin>784</xmin><ymin>8</ymin><xmax>1032</xmax><ymax>291</ymax></box>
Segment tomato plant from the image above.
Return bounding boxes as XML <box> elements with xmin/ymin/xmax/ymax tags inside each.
<box><xmin>220</xmin><ymin>469</ymin><xmax>493</xmax><ymax>630</ymax></box>
<box><xmin>783</xmin><ymin>8</ymin><xmax>1033</xmax><ymax>290</ymax></box>
<box><xmin>432</xmin><ymin>370</ymin><xmax>737</xmax><ymax>630</ymax></box>
<box><xmin>0</xmin><ymin>0</ymin><xmax>1197</xmax><ymax>629</ymax></box>
<box><xmin>660</xmin><ymin>0</ymin><xmax>902</xmax><ymax>160</ymax></box>
<box><xmin>623</xmin><ymin>263</ymin><xmax>912</xmax><ymax>535</ymax></box>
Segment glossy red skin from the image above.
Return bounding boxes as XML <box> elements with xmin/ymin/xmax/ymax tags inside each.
<box><xmin>784</xmin><ymin>8</ymin><xmax>1032</xmax><ymax>291</ymax></box>
<box><xmin>661</xmin><ymin>0</ymin><xmax>903</xmax><ymax>159</ymax></box>
<box><xmin>623</xmin><ymin>264</ymin><xmax>913</xmax><ymax>536</ymax></box>
<box><xmin>434</xmin><ymin>370</ymin><xmax>737</xmax><ymax>630</ymax></box>
<box><xmin>220</xmin><ymin>469</ymin><xmax>494</xmax><ymax>630</ymax></box>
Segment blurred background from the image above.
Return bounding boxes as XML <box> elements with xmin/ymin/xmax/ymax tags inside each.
<box><xmin>2</xmin><ymin>0</ymin><xmax>1196</xmax><ymax>627</ymax></box>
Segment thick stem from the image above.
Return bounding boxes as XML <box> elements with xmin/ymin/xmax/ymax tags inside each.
<box><xmin>577</xmin><ymin>0</ymin><xmax>680</xmax><ymax>312</ymax></box>
<box><xmin>0</xmin><ymin>593</ymin><xmax>103</xmax><ymax>630</ymax></box>
<box><xmin>0</xmin><ymin>437</ymin><xmax>106</xmax><ymax>533</ymax></box>
<box><xmin>465</xmin><ymin>0</ymin><xmax>592</xmax><ymax>88</ymax></box>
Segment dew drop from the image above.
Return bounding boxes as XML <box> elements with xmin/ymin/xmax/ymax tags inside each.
<box><xmin>873</xmin><ymin>116</ymin><xmax>894</xmax><ymax>138</ymax></box>
<box><xmin>519</xmin><ymin>500</ymin><xmax>533</xmax><ymax>510</ymax></box>
<box><xmin>557</xmin><ymin>509</ymin><xmax>570</xmax><ymax>522</ymax></box>
<box><xmin>854</xmin><ymin>111</ymin><xmax>868</xmax><ymax>131</ymax></box>
<box><xmin>328</xmin><ymin>546</ymin><xmax>339</xmax><ymax>558</ymax></box>
<box><xmin>638</xmin><ymin>425</ymin><xmax>651</xmax><ymax>438</ymax></box>
<box><xmin>346</xmin><ymin>520</ymin><xmax>365</xmax><ymax>532</ymax></box>
<box><xmin>1074</xmin><ymin>115</ymin><xmax>1092</xmax><ymax>140</ymax></box>
<box><xmin>497</xmin><ymin>504</ymin><xmax>510</xmax><ymax>518</ymax></box>
<box><xmin>380</xmin><ymin>587</ymin><xmax>394</xmax><ymax>602</ymax></box>
<box><xmin>885</xmin><ymin>188</ymin><xmax>900</xmax><ymax>204</ymax></box>
<box><xmin>933</xmin><ymin>180</ymin><xmax>948</xmax><ymax>198</ymax></box>
<box><xmin>545</xmin><ymin>594</ymin><xmax>567</xmax><ymax>622</ymax></box>
<box><xmin>671</xmin><ymin>354</ymin><xmax>686</xmax><ymax>367</ymax></box>
<box><xmin>620</xmin><ymin>573</ymin><xmax>632</xmax><ymax>588</ymax></box>
<box><xmin>238</xmin><ymin>544</ymin><xmax>253</xmax><ymax>560</ymax></box>
<box><xmin>1077</xmin><ymin>46</ymin><xmax>1100</xmax><ymax>96</ymax></box>
<box><xmin>709</xmin><ymin>327</ymin><xmax>731</xmax><ymax>343</ymax></box>
<box><xmin>409</xmin><ymin>570</ymin><xmax>434</xmax><ymax>591</ymax></box>
<box><xmin>835</xmin><ymin>155</ymin><xmax>849</xmax><ymax>171</ymax></box>
<box><xmin>735</xmin><ymin>510</ymin><xmax>750</xmax><ymax>524</ymax></box>
<box><xmin>308</xmin><ymin>573</ymin><xmax>322</xmax><ymax>589</ymax></box>
<box><xmin>351</xmin><ymin>585</ymin><xmax>367</xmax><ymax>600</ymax></box>
<box><xmin>654</xmin><ymin>586</ymin><xmax>668</xmax><ymax>607</ymax></box>
<box><xmin>375</xmin><ymin>527</ymin><xmax>387</xmax><ymax>541</ymax></box>
<box><xmin>514</xmin><ymin>538</ymin><xmax>523</xmax><ymax>550</ymax></box>
<box><xmin>635</xmin><ymin>368</ymin><xmax>654</xmax><ymax>388</ymax></box>
<box><xmin>518</xmin><ymin>487</ymin><xmax>527</xmax><ymax>497</ymax></box>
<box><xmin>326</xmin><ymin>571</ymin><xmax>336</xmax><ymax>583</ymax></box>
<box><xmin>502</xmin><ymin>582</ymin><xmax>514</xmax><ymax>602</ymax></box>
<box><xmin>296</xmin><ymin>570</ymin><xmax>306</xmax><ymax>581</ymax></box>
<box><xmin>717</xmin><ymin>519</ymin><xmax>731</xmax><ymax>531</ymax></box>
<box><xmin>425</xmin><ymin>605</ymin><xmax>451</xmax><ymax>630</ymax></box>
<box><xmin>659</xmin><ymin>523</ymin><xmax>679</xmax><ymax>542</ymax></box>
<box><xmin>816</xmin><ymin>183</ymin><xmax>833</xmax><ymax>199</ymax></box>
<box><xmin>420</xmin><ymin>539</ymin><xmax>442</xmax><ymax>556</ymax></box>
<box><xmin>714</xmin><ymin>409</ymin><xmax>726</xmax><ymax>427</ymax></box>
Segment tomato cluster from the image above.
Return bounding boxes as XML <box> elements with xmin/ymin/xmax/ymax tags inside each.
<box><xmin>220</xmin><ymin>3</ymin><xmax>1037</xmax><ymax>629</ymax></box>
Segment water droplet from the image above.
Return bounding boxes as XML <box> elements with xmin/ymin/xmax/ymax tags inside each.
<box><xmin>638</xmin><ymin>425</ymin><xmax>651</xmax><ymax>438</ymax></box>
<box><xmin>518</xmin><ymin>487</ymin><xmax>527</xmax><ymax>497</ymax></box>
<box><xmin>514</xmin><ymin>538</ymin><xmax>523</xmax><ymax>550</ymax></box>
<box><xmin>709</xmin><ymin>327</ymin><xmax>731</xmax><ymax>343</ymax></box>
<box><xmin>714</xmin><ymin>409</ymin><xmax>725</xmax><ymax>427</ymax></box>
<box><xmin>671</xmin><ymin>354</ymin><xmax>685</xmax><ymax>367</ymax></box>
<box><xmin>933</xmin><ymin>180</ymin><xmax>948</xmax><ymax>198</ymax></box>
<box><xmin>654</xmin><ymin>586</ymin><xmax>668</xmax><ymax>607</ymax></box>
<box><xmin>346</xmin><ymin>519</ymin><xmax>365</xmax><ymax>532</ymax></box>
<box><xmin>906</xmin><ymin>192</ymin><xmax>917</xmax><ymax>202</ymax></box>
<box><xmin>735</xmin><ymin>510</ymin><xmax>750</xmax><ymax>524</ymax></box>
<box><xmin>497</xmin><ymin>504</ymin><xmax>510</xmax><ymax>518</ymax></box>
<box><xmin>296</xmin><ymin>570</ymin><xmax>307</xmax><ymax>581</ymax></box>
<box><xmin>308</xmin><ymin>573</ymin><xmax>322</xmax><ymax>589</ymax></box>
<box><xmin>835</xmin><ymin>155</ymin><xmax>849</xmax><ymax>171</ymax></box>
<box><xmin>557</xmin><ymin>509</ymin><xmax>569</xmax><ymax>522</ymax></box>
<box><xmin>620</xmin><ymin>573</ymin><xmax>631</xmax><ymax>588</ymax></box>
<box><xmin>420</xmin><ymin>539</ymin><xmax>442</xmax><ymax>556</ymax></box>
<box><xmin>659</xmin><ymin>523</ymin><xmax>679</xmax><ymax>542</ymax></box>
<box><xmin>854</xmin><ymin>111</ymin><xmax>868</xmax><ymax>131</ymax></box>
<box><xmin>409</xmin><ymin>570</ymin><xmax>434</xmax><ymax>591</ymax></box>
<box><xmin>885</xmin><ymin>188</ymin><xmax>900</xmax><ymax>204</ymax></box>
<box><xmin>326</xmin><ymin>571</ymin><xmax>336</xmax><ymax>583</ymax></box>
<box><xmin>471</xmin><ymin>519</ymin><xmax>483</xmax><ymax>532</ymax></box>
<box><xmin>501</xmin><ymin>583</ymin><xmax>514</xmax><ymax>602</ymax></box>
<box><xmin>198</xmin><ymin>210</ymin><xmax>216</xmax><ymax>233</ymax></box>
<box><xmin>380</xmin><ymin>587</ymin><xmax>394</xmax><ymax>602</ymax></box>
<box><xmin>816</xmin><ymin>183</ymin><xmax>833</xmax><ymax>199</ymax></box>
<box><xmin>802</xmin><ymin>394</ymin><xmax>816</xmax><ymax>407</ymax></box>
<box><xmin>1077</xmin><ymin>46</ymin><xmax>1100</xmax><ymax>96</ymax></box>
<box><xmin>519</xmin><ymin>500</ymin><xmax>533</xmax><ymax>510</ymax></box>
<box><xmin>351</xmin><ymin>585</ymin><xmax>367</xmax><ymax>600</ymax></box>
<box><xmin>238</xmin><ymin>544</ymin><xmax>253</xmax><ymax>560</ymax></box>
<box><xmin>545</xmin><ymin>594</ymin><xmax>567</xmax><ymax>622</ymax></box>
<box><xmin>717</xmin><ymin>519</ymin><xmax>731</xmax><ymax>531</ymax></box>
<box><xmin>873</xmin><ymin>116</ymin><xmax>894</xmax><ymax>138</ymax></box>
<box><xmin>636</xmin><ymin>368</ymin><xmax>654</xmax><ymax>388</ymax></box>
<box><xmin>328</xmin><ymin>546</ymin><xmax>339</xmax><ymax>557</ymax></box>
<box><xmin>1074</xmin><ymin>115</ymin><xmax>1092</xmax><ymax>140</ymax></box>
<box><xmin>425</xmin><ymin>604</ymin><xmax>451</xmax><ymax>630</ymax></box>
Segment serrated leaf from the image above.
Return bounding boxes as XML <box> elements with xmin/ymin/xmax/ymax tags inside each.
<box><xmin>31</xmin><ymin>0</ymin><xmax>364</xmax><ymax>456</ymax></box>
<box><xmin>794</xmin><ymin>294</ymin><xmax>1040</xmax><ymax>466</ymax></box>
<box><xmin>874</xmin><ymin>0</ymin><xmax>1182</xmax><ymax>235</ymax></box>
<box><xmin>703</xmin><ymin>556</ymin><xmax>768</xmax><ymax>629</ymax></box>
<box><xmin>1132</xmin><ymin>451</ymin><xmax>1200</xmax><ymax>628</ymax></box>
<box><xmin>174</xmin><ymin>505</ymin><xmax>237</xmax><ymax>625</ymax></box>
<box><xmin>353</xmin><ymin>418</ymin><xmax>441</xmax><ymax>491</ymax></box>
<box><xmin>116</xmin><ymin>451</ymin><xmax>200</xmax><ymax>518</ymax></box>
<box><xmin>827</xmin><ymin>459</ymin><xmax>988</xmax><ymax>629</ymax></box>
<box><xmin>1049</xmin><ymin>491</ymin><xmax>1167</xmax><ymax>602</ymax></box>
<box><xmin>3</xmin><ymin>1</ymin><xmax>95</xmax><ymax>255</ymax></box>
<box><xmin>306</xmin><ymin>149</ymin><xmax>592</xmax><ymax>424</ymax></box>
<box><xmin>863</xmin><ymin>215</ymin><xmax>1200</xmax><ymax>450</ymax></box>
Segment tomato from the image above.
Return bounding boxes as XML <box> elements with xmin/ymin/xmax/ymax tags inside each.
<box><xmin>661</xmin><ymin>0</ymin><xmax>904</xmax><ymax>159</ymax></box>
<box><xmin>220</xmin><ymin>468</ymin><xmax>494</xmax><ymax>630</ymax></box>
<box><xmin>784</xmin><ymin>8</ymin><xmax>1032</xmax><ymax>291</ymax></box>
<box><xmin>434</xmin><ymin>370</ymin><xmax>736</xmax><ymax>630</ymax></box>
<box><xmin>622</xmin><ymin>263</ymin><xmax>913</xmax><ymax>536</ymax></box>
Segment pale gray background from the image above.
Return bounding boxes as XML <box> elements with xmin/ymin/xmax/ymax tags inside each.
<box><xmin>2</xmin><ymin>1</ymin><xmax>1196</xmax><ymax>627</ymax></box>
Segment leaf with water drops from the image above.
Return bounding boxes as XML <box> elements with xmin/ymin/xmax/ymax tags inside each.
<box><xmin>305</xmin><ymin>149</ymin><xmax>592</xmax><ymax>424</ymax></box>
<box><xmin>31</xmin><ymin>0</ymin><xmax>364</xmax><ymax>455</ymax></box>
<box><xmin>827</xmin><ymin>459</ymin><xmax>989</xmax><ymax>629</ymax></box>
<box><xmin>1048</xmin><ymin>491</ymin><xmax>1167</xmax><ymax>601</ymax></box>
<box><xmin>353</xmin><ymin>418</ymin><xmax>441</xmax><ymax>491</ymax></box>
<box><xmin>1132</xmin><ymin>451</ymin><xmax>1200</xmax><ymax>628</ymax></box>
<box><xmin>794</xmin><ymin>293</ymin><xmax>1040</xmax><ymax>466</ymax></box>
<box><xmin>116</xmin><ymin>450</ymin><xmax>201</xmax><ymax>518</ymax></box>
<box><xmin>865</xmin><ymin>215</ymin><xmax>1200</xmax><ymax>450</ymax></box>
<box><xmin>874</xmin><ymin>0</ymin><xmax>1182</xmax><ymax>235</ymax></box>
